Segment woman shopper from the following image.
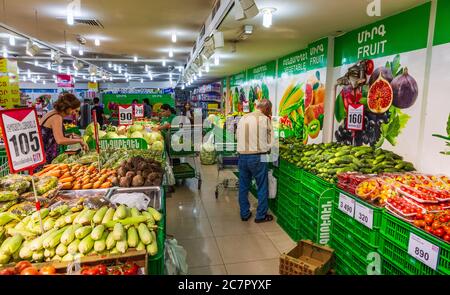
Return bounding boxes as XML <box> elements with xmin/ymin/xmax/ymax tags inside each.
<box><xmin>182</xmin><ymin>102</ymin><xmax>194</xmax><ymax>124</ymax></box>
<box><xmin>39</xmin><ymin>93</ymin><xmax>88</xmax><ymax>165</ymax></box>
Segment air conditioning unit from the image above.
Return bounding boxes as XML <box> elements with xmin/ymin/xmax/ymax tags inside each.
<box><xmin>213</xmin><ymin>31</ymin><xmax>224</xmax><ymax>48</ymax></box>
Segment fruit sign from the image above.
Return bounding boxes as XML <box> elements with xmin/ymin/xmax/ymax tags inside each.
<box><xmin>0</xmin><ymin>108</ymin><xmax>46</xmax><ymax>173</ymax></box>
<box><xmin>118</xmin><ymin>105</ymin><xmax>133</xmax><ymax>126</ymax></box>
<box><xmin>346</xmin><ymin>104</ymin><xmax>364</xmax><ymax>131</ymax></box>
<box><xmin>408</xmin><ymin>233</ymin><xmax>440</xmax><ymax>270</ymax></box>
<box><xmin>134</xmin><ymin>104</ymin><xmax>144</xmax><ymax>118</ymax></box>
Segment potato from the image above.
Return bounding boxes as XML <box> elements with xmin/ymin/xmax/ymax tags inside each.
<box><xmin>117</xmin><ymin>167</ymin><xmax>126</xmax><ymax>177</ymax></box>
<box><xmin>119</xmin><ymin>176</ymin><xmax>131</xmax><ymax>188</ymax></box>
<box><xmin>126</xmin><ymin>171</ymin><xmax>136</xmax><ymax>179</ymax></box>
<box><xmin>142</xmin><ymin>170</ymin><xmax>151</xmax><ymax>179</ymax></box>
<box><xmin>131</xmin><ymin>175</ymin><xmax>144</xmax><ymax>187</ymax></box>
<box><xmin>110</xmin><ymin>176</ymin><xmax>119</xmax><ymax>186</ymax></box>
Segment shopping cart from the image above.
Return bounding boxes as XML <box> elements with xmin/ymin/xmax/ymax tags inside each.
<box><xmin>167</xmin><ymin>124</ymin><xmax>202</xmax><ymax>190</ymax></box>
<box><xmin>214</xmin><ymin>142</ymin><xmax>239</xmax><ymax>199</ymax></box>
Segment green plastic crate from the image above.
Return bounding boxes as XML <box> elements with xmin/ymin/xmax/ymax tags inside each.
<box><xmin>382</xmin><ymin>256</ymin><xmax>407</xmax><ymax>275</ymax></box>
<box><xmin>380</xmin><ymin>211</ymin><xmax>450</xmax><ymax>274</ymax></box>
<box><xmin>148</xmin><ymin>220</ymin><xmax>165</xmax><ymax>275</ymax></box>
<box><xmin>333</xmin><ymin>206</ymin><xmax>382</xmax><ymax>248</ymax></box>
<box><xmin>332</xmin><ymin>219</ymin><xmax>379</xmax><ymax>268</ymax></box>
<box><xmin>301</xmin><ymin>171</ymin><xmax>333</xmax><ymax>196</ymax></box>
<box><xmin>301</xmin><ymin>186</ymin><xmax>334</xmax><ymax>213</ymax></box>
<box><xmin>335</xmin><ymin>255</ymin><xmax>358</xmax><ymax>275</ymax></box>
<box><xmin>278</xmin><ymin>190</ymin><xmax>301</xmax><ymax>217</ymax></box>
<box><xmin>0</xmin><ymin>149</ymin><xmax>10</xmax><ymax>177</ymax></box>
<box><xmin>298</xmin><ymin>212</ymin><xmax>318</xmax><ymax>242</ymax></box>
<box><xmin>277</xmin><ymin>217</ymin><xmax>301</xmax><ymax>241</ymax></box>
<box><xmin>332</xmin><ymin>236</ymin><xmax>369</xmax><ymax>275</ymax></box>
<box><xmin>173</xmin><ymin>163</ymin><xmax>196</xmax><ymax>179</ymax></box>
<box><xmin>379</xmin><ymin>233</ymin><xmax>440</xmax><ymax>275</ymax></box>
<box><xmin>269</xmin><ymin>198</ymin><xmax>278</xmax><ymax>216</ymax></box>
<box><xmin>278</xmin><ymin>158</ymin><xmax>302</xmax><ymax>180</ymax></box>
<box><xmin>278</xmin><ymin>170</ymin><xmax>302</xmax><ymax>193</ymax></box>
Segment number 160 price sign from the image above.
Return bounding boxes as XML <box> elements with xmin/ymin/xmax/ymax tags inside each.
<box><xmin>0</xmin><ymin>108</ymin><xmax>46</xmax><ymax>173</ymax></box>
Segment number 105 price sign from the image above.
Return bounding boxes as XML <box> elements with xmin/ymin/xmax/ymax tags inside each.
<box><xmin>0</xmin><ymin>108</ymin><xmax>46</xmax><ymax>173</ymax></box>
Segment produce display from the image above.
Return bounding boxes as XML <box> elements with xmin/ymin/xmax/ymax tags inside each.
<box><xmin>0</xmin><ymin>261</ymin><xmax>56</xmax><ymax>275</ymax></box>
<box><xmin>80</xmin><ymin>260</ymin><xmax>141</xmax><ymax>275</ymax></box>
<box><xmin>412</xmin><ymin>210</ymin><xmax>450</xmax><ymax>242</ymax></box>
<box><xmin>114</xmin><ymin>157</ymin><xmax>163</xmax><ymax>187</ymax></box>
<box><xmin>279</xmin><ymin>139</ymin><xmax>415</xmax><ymax>183</ymax></box>
<box><xmin>0</xmin><ymin>201</ymin><xmax>163</xmax><ymax>266</ymax></box>
<box><xmin>200</xmin><ymin>143</ymin><xmax>216</xmax><ymax>165</ymax></box>
<box><xmin>35</xmin><ymin>164</ymin><xmax>115</xmax><ymax>190</ymax></box>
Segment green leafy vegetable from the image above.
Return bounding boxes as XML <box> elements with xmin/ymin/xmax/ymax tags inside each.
<box><xmin>378</xmin><ymin>107</ymin><xmax>410</xmax><ymax>146</ymax></box>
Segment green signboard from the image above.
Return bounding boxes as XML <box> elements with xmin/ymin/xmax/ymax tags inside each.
<box><xmin>99</xmin><ymin>138</ymin><xmax>148</xmax><ymax>150</ymax></box>
<box><xmin>278</xmin><ymin>48</ymin><xmax>309</xmax><ymax>76</ymax></box>
<box><xmin>334</xmin><ymin>3</ymin><xmax>430</xmax><ymax>67</ymax></box>
<box><xmin>230</xmin><ymin>71</ymin><xmax>246</xmax><ymax>87</ymax></box>
<box><xmin>308</xmin><ymin>38</ymin><xmax>328</xmax><ymax>70</ymax></box>
<box><xmin>434</xmin><ymin>0</ymin><xmax>450</xmax><ymax>46</ymax></box>
<box><xmin>246</xmin><ymin>60</ymin><xmax>276</xmax><ymax>81</ymax></box>
<box><xmin>102</xmin><ymin>93</ymin><xmax>174</xmax><ymax>115</ymax></box>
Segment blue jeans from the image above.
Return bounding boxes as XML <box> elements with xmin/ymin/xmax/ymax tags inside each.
<box><xmin>238</xmin><ymin>154</ymin><xmax>269</xmax><ymax>220</ymax></box>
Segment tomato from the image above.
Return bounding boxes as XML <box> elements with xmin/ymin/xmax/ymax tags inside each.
<box><xmin>0</xmin><ymin>268</ymin><xmax>16</xmax><ymax>275</ymax></box>
<box><xmin>21</xmin><ymin>267</ymin><xmax>40</xmax><ymax>275</ymax></box>
<box><xmin>434</xmin><ymin>228</ymin><xmax>445</xmax><ymax>237</ymax></box>
<box><xmin>81</xmin><ymin>267</ymin><xmax>91</xmax><ymax>275</ymax></box>
<box><xmin>432</xmin><ymin>221</ymin><xmax>441</xmax><ymax>230</ymax></box>
<box><xmin>15</xmin><ymin>261</ymin><xmax>32</xmax><ymax>274</ymax></box>
<box><xmin>39</xmin><ymin>265</ymin><xmax>56</xmax><ymax>275</ymax></box>
<box><xmin>443</xmin><ymin>235</ymin><xmax>450</xmax><ymax>242</ymax></box>
<box><xmin>122</xmin><ymin>262</ymin><xmax>139</xmax><ymax>275</ymax></box>
<box><xmin>111</xmin><ymin>269</ymin><xmax>122</xmax><ymax>275</ymax></box>
<box><xmin>84</xmin><ymin>268</ymin><xmax>99</xmax><ymax>275</ymax></box>
<box><xmin>416</xmin><ymin>212</ymin><xmax>424</xmax><ymax>219</ymax></box>
<box><xmin>424</xmin><ymin>216</ymin><xmax>434</xmax><ymax>225</ymax></box>
<box><xmin>425</xmin><ymin>226</ymin><xmax>433</xmax><ymax>233</ymax></box>
<box><xmin>95</xmin><ymin>264</ymin><xmax>108</xmax><ymax>276</ymax></box>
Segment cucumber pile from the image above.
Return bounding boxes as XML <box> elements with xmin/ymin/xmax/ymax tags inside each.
<box><xmin>279</xmin><ymin>139</ymin><xmax>415</xmax><ymax>183</ymax></box>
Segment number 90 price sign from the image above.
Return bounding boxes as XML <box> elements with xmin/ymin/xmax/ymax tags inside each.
<box><xmin>0</xmin><ymin>108</ymin><xmax>46</xmax><ymax>173</ymax></box>
<box><xmin>118</xmin><ymin>105</ymin><xmax>133</xmax><ymax>126</ymax></box>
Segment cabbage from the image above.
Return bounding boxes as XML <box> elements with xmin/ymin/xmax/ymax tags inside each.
<box><xmin>202</xmin><ymin>143</ymin><xmax>215</xmax><ymax>152</ymax></box>
<box><xmin>98</xmin><ymin>130</ymin><xmax>107</xmax><ymax>139</ymax></box>
<box><xmin>130</xmin><ymin>131</ymin><xmax>144</xmax><ymax>139</ymax></box>
<box><xmin>82</xmin><ymin>135</ymin><xmax>91</xmax><ymax>143</ymax></box>
<box><xmin>129</xmin><ymin>124</ymin><xmax>144</xmax><ymax>133</ymax></box>
<box><xmin>85</xmin><ymin>123</ymin><xmax>100</xmax><ymax>136</ymax></box>
<box><xmin>145</xmin><ymin>132</ymin><xmax>163</xmax><ymax>144</ymax></box>
<box><xmin>117</xmin><ymin>126</ymin><xmax>127</xmax><ymax>135</ymax></box>
<box><xmin>151</xmin><ymin>141</ymin><xmax>164</xmax><ymax>151</ymax></box>
<box><xmin>106</xmin><ymin>132</ymin><xmax>119</xmax><ymax>139</ymax></box>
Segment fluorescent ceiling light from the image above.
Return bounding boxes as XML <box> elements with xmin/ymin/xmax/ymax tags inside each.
<box><xmin>214</xmin><ymin>55</ymin><xmax>220</xmax><ymax>66</ymax></box>
<box><xmin>95</xmin><ymin>38</ymin><xmax>100</xmax><ymax>46</ymax></box>
<box><xmin>113</xmin><ymin>64</ymin><xmax>117</xmax><ymax>71</ymax></box>
<box><xmin>108</xmin><ymin>62</ymin><xmax>112</xmax><ymax>68</ymax></box>
<box><xmin>172</xmin><ymin>32</ymin><xmax>177</xmax><ymax>43</ymax></box>
<box><xmin>118</xmin><ymin>66</ymin><xmax>122</xmax><ymax>74</ymax></box>
<box><xmin>262</xmin><ymin>8</ymin><xmax>276</xmax><ymax>28</ymax></box>
<box><xmin>78</xmin><ymin>48</ymin><xmax>84</xmax><ymax>56</ymax></box>
<box><xmin>27</xmin><ymin>69</ymin><xmax>31</xmax><ymax>78</ymax></box>
<box><xmin>43</xmin><ymin>80</ymin><xmax>46</xmax><ymax>85</ymax></box>
<box><xmin>9</xmin><ymin>35</ymin><xmax>15</xmax><ymax>46</ymax></box>
<box><xmin>134</xmin><ymin>56</ymin><xmax>138</xmax><ymax>62</ymax></box>
<box><xmin>145</xmin><ymin>64</ymin><xmax>149</xmax><ymax>72</ymax></box>
<box><xmin>67</xmin><ymin>45</ymin><xmax>72</xmax><ymax>55</ymax></box>
<box><xmin>109</xmin><ymin>76</ymin><xmax>113</xmax><ymax>81</ymax></box>
<box><xmin>162</xmin><ymin>60</ymin><xmax>166</xmax><ymax>67</ymax></box>
<box><xmin>140</xmin><ymin>78</ymin><xmax>143</xmax><ymax>83</ymax></box>
<box><xmin>67</xmin><ymin>11</ymin><xmax>74</xmax><ymax>25</ymax></box>
<box><xmin>169</xmin><ymin>48</ymin><xmax>173</xmax><ymax>58</ymax></box>
<box><xmin>47</xmin><ymin>62</ymin><xmax>51</xmax><ymax>70</ymax></box>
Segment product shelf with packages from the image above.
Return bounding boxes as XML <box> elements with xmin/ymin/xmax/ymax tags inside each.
<box><xmin>168</xmin><ymin>125</ymin><xmax>202</xmax><ymax>190</ymax></box>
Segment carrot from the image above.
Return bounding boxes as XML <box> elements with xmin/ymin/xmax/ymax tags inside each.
<box><xmin>100</xmin><ymin>182</ymin><xmax>112</xmax><ymax>189</ymax></box>
<box><xmin>44</xmin><ymin>170</ymin><xmax>61</xmax><ymax>178</ymax></box>
<box><xmin>60</xmin><ymin>177</ymin><xmax>74</xmax><ymax>183</ymax></box>
<box><xmin>82</xmin><ymin>183</ymin><xmax>93</xmax><ymax>190</ymax></box>
<box><xmin>93</xmin><ymin>181</ymin><xmax>101</xmax><ymax>189</ymax></box>
<box><xmin>87</xmin><ymin>166</ymin><xmax>96</xmax><ymax>173</ymax></box>
<box><xmin>72</xmin><ymin>183</ymin><xmax>81</xmax><ymax>190</ymax></box>
<box><xmin>61</xmin><ymin>182</ymin><xmax>73</xmax><ymax>190</ymax></box>
<box><xmin>61</xmin><ymin>172</ymin><xmax>72</xmax><ymax>179</ymax></box>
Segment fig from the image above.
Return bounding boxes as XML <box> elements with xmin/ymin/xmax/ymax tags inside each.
<box><xmin>368</xmin><ymin>67</ymin><xmax>393</xmax><ymax>86</ymax></box>
<box><xmin>391</xmin><ymin>67</ymin><xmax>418</xmax><ymax>109</ymax></box>
<box><xmin>367</xmin><ymin>74</ymin><xmax>393</xmax><ymax>114</ymax></box>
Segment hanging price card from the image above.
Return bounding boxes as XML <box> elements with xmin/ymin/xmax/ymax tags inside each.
<box><xmin>118</xmin><ymin>105</ymin><xmax>133</xmax><ymax>126</ymax></box>
<box><xmin>408</xmin><ymin>233</ymin><xmax>440</xmax><ymax>270</ymax></box>
<box><xmin>134</xmin><ymin>104</ymin><xmax>144</xmax><ymax>118</ymax></box>
<box><xmin>346</xmin><ymin>103</ymin><xmax>364</xmax><ymax>131</ymax></box>
<box><xmin>338</xmin><ymin>193</ymin><xmax>355</xmax><ymax>217</ymax></box>
<box><xmin>354</xmin><ymin>202</ymin><xmax>374</xmax><ymax>229</ymax></box>
<box><xmin>0</xmin><ymin>108</ymin><xmax>46</xmax><ymax>173</ymax></box>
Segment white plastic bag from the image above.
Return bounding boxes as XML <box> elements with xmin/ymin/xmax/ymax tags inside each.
<box><xmin>268</xmin><ymin>170</ymin><xmax>277</xmax><ymax>199</ymax></box>
<box><xmin>110</xmin><ymin>193</ymin><xmax>150</xmax><ymax>211</ymax></box>
<box><xmin>165</xmin><ymin>238</ymin><xmax>188</xmax><ymax>275</ymax></box>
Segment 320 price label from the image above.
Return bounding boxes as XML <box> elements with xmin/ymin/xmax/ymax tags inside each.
<box><xmin>0</xmin><ymin>108</ymin><xmax>46</xmax><ymax>173</ymax></box>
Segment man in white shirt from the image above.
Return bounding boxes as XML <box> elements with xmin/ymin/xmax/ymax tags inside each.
<box><xmin>236</xmin><ymin>99</ymin><xmax>274</xmax><ymax>223</ymax></box>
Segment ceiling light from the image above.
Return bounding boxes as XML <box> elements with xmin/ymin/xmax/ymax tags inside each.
<box><xmin>198</xmin><ymin>70</ymin><xmax>202</xmax><ymax>78</ymax></box>
<box><xmin>108</xmin><ymin>62</ymin><xmax>112</xmax><ymax>68</ymax></box>
<box><xmin>214</xmin><ymin>55</ymin><xmax>220</xmax><ymax>66</ymax></box>
<box><xmin>262</xmin><ymin>8</ymin><xmax>276</xmax><ymax>28</ymax></box>
<box><xmin>113</xmin><ymin>64</ymin><xmax>117</xmax><ymax>71</ymax></box>
<box><xmin>2</xmin><ymin>46</ymin><xmax>7</xmax><ymax>58</ymax></box>
<box><xmin>43</xmin><ymin>80</ymin><xmax>46</xmax><ymax>85</ymax></box>
<box><xmin>140</xmin><ymin>78</ymin><xmax>143</xmax><ymax>83</ymax></box>
<box><xmin>178</xmin><ymin>66</ymin><xmax>183</xmax><ymax>72</ymax></box>
<box><xmin>126</xmin><ymin>78</ymin><xmax>129</xmax><ymax>83</ymax></box>
<box><xmin>55</xmin><ymin>78</ymin><xmax>58</xmax><ymax>83</ymax></box>
<box><xmin>78</xmin><ymin>47</ymin><xmax>84</xmax><ymax>56</ymax></box>
<box><xmin>53</xmin><ymin>75</ymin><xmax>56</xmax><ymax>79</ymax></box>
<box><xmin>94</xmin><ymin>77</ymin><xmax>97</xmax><ymax>83</ymax></box>
<box><xmin>27</xmin><ymin>69</ymin><xmax>31</xmax><ymax>78</ymax></box>
<box><xmin>125</xmin><ymin>72</ymin><xmax>129</xmax><ymax>78</ymax></box>
<box><xmin>109</xmin><ymin>76</ymin><xmax>113</xmax><ymax>81</ymax></box>
<box><xmin>9</xmin><ymin>35</ymin><xmax>15</xmax><ymax>46</ymax></box>
<box><xmin>205</xmin><ymin>63</ymin><xmax>210</xmax><ymax>73</ymax></box>
<box><xmin>34</xmin><ymin>60</ymin><xmax>38</xmax><ymax>66</ymax></box>
<box><xmin>67</xmin><ymin>45</ymin><xmax>72</xmax><ymax>55</ymax></box>
<box><xmin>193</xmin><ymin>74</ymin><xmax>197</xmax><ymax>80</ymax></box>
<box><xmin>67</xmin><ymin>9</ymin><xmax>74</xmax><ymax>25</ymax></box>
<box><xmin>118</xmin><ymin>66</ymin><xmax>122</xmax><ymax>74</ymax></box>
<box><xmin>26</xmin><ymin>40</ymin><xmax>40</xmax><ymax>56</ymax></box>
<box><xmin>58</xmin><ymin>65</ymin><xmax>62</xmax><ymax>73</ymax></box>
<box><xmin>169</xmin><ymin>48</ymin><xmax>173</xmax><ymax>58</ymax></box>
<box><xmin>145</xmin><ymin>65</ymin><xmax>149</xmax><ymax>72</ymax></box>
<box><xmin>182</xmin><ymin>84</ymin><xmax>185</xmax><ymax>90</ymax></box>
<box><xmin>95</xmin><ymin>38</ymin><xmax>100</xmax><ymax>46</ymax></box>
<box><xmin>134</xmin><ymin>56</ymin><xmax>138</xmax><ymax>62</ymax></box>
<box><xmin>148</xmin><ymin>72</ymin><xmax>153</xmax><ymax>80</ymax></box>
<box><xmin>172</xmin><ymin>32</ymin><xmax>177</xmax><ymax>43</ymax></box>
<box><xmin>47</xmin><ymin>62</ymin><xmax>51</xmax><ymax>70</ymax></box>
<box><xmin>83</xmin><ymin>75</ymin><xmax>87</xmax><ymax>79</ymax></box>
<box><xmin>162</xmin><ymin>60</ymin><xmax>166</xmax><ymax>67</ymax></box>
<box><xmin>36</xmin><ymin>75</ymin><xmax>40</xmax><ymax>81</ymax></box>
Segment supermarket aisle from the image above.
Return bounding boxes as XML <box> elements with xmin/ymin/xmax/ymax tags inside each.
<box><xmin>166</xmin><ymin>160</ymin><xmax>295</xmax><ymax>275</ymax></box>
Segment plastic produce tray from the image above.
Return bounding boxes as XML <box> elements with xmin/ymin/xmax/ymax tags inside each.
<box><xmin>106</xmin><ymin>186</ymin><xmax>162</xmax><ymax>211</ymax></box>
<box><xmin>380</xmin><ymin>211</ymin><xmax>450</xmax><ymax>274</ymax></box>
<box><xmin>301</xmin><ymin>171</ymin><xmax>333</xmax><ymax>196</ymax></box>
<box><xmin>173</xmin><ymin>163</ymin><xmax>196</xmax><ymax>179</ymax></box>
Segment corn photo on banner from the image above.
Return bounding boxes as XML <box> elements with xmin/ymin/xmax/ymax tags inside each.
<box><xmin>0</xmin><ymin>59</ymin><xmax>20</xmax><ymax>109</ymax></box>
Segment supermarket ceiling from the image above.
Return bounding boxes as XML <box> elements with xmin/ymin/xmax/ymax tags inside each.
<box><xmin>0</xmin><ymin>0</ymin><xmax>429</xmax><ymax>85</ymax></box>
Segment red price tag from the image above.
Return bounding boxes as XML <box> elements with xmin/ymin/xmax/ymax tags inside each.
<box><xmin>346</xmin><ymin>104</ymin><xmax>364</xmax><ymax>131</ymax></box>
<box><xmin>118</xmin><ymin>105</ymin><xmax>133</xmax><ymax>126</ymax></box>
<box><xmin>134</xmin><ymin>104</ymin><xmax>144</xmax><ymax>118</ymax></box>
<box><xmin>0</xmin><ymin>108</ymin><xmax>46</xmax><ymax>173</ymax></box>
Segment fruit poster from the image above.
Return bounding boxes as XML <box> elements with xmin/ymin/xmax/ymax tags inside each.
<box><xmin>277</xmin><ymin>48</ymin><xmax>309</xmax><ymax>139</ymax></box>
<box><xmin>304</xmin><ymin>38</ymin><xmax>328</xmax><ymax>144</ymax></box>
<box><xmin>229</xmin><ymin>71</ymin><xmax>246</xmax><ymax>114</ymax></box>
<box><xmin>333</xmin><ymin>3</ymin><xmax>431</xmax><ymax>164</ymax></box>
<box><xmin>246</xmin><ymin>60</ymin><xmax>277</xmax><ymax>114</ymax></box>
<box><xmin>421</xmin><ymin>0</ymin><xmax>450</xmax><ymax>174</ymax></box>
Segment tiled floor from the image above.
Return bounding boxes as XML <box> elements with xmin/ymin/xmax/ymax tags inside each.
<box><xmin>166</xmin><ymin>160</ymin><xmax>296</xmax><ymax>275</ymax></box>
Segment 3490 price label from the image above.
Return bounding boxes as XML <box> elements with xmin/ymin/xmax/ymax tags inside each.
<box><xmin>354</xmin><ymin>202</ymin><xmax>374</xmax><ymax>229</ymax></box>
<box><xmin>346</xmin><ymin>104</ymin><xmax>364</xmax><ymax>131</ymax></box>
<box><xmin>134</xmin><ymin>104</ymin><xmax>144</xmax><ymax>118</ymax></box>
<box><xmin>119</xmin><ymin>105</ymin><xmax>133</xmax><ymax>126</ymax></box>
<box><xmin>408</xmin><ymin>233</ymin><xmax>440</xmax><ymax>270</ymax></box>
<box><xmin>0</xmin><ymin>108</ymin><xmax>46</xmax><ymax>173</ymax></box>
<box><xmin>339</xmin><ymin>193</ymin><xmax>355</xmax><ymax>217</ymax></box>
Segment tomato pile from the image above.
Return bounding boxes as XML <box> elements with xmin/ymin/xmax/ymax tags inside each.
<box><xmin>0</xmin><ymin>261</ymin><xmax>56</xmax><ymax>275</ymax></box>
<box><xmin>386</xmin><ymin>196</ymin><xmax>423</xmax><ymax>216</ymax></box>
<box><xmin>81</xmin><ymin>261</ymin><xmax>140</xmax><ymax>275</ymax></box>
<box><xmin>413</xmin><ymin>211</ymin><xmax>450</xmax><ymax>242</ymax></box>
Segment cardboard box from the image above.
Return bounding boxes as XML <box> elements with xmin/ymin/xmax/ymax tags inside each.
<box><xmin>279</xmin><ymin>240</ymin><xmax>334</xmax><ymax>275</ymax></box>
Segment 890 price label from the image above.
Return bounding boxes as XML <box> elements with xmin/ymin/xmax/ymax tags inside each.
<box><xmin>408</xmin><ymin>233</ymin><xmax>440</xmax><ymax>270</ymax></box>
<box><xmin>119</xmin><ymin>105</ymin><xmax>133</xmax><ymax>126</ymax></box>
<box><xmin>0</xmin><ymin>108</ymin><xmax>46</xmax><ymax>173</ymax></box>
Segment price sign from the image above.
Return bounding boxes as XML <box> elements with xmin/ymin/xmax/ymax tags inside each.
<box><xmin>134</xmin><ymin>104</ymin><xmax>144</xmax><ymax>118</ymax></box>
<box><xmin>0</xmin><ymin>108</ymin><xmax>46</xmax><ymax>173</ymax></box>
<box><xmin>118</xmin><ymin>105</ymin><xmax>133</xmax><ymax>126</ymax></box>
<box><xmin>346</xmin><ymin>103</ymin><xmax>364</xmax><ymax>131</ymax></box>
<box><xmin>243</xmin><ymin>101</ymin><xmax>250</xmax><ymax>113</ymax></box>
<box><xmin>408</xmin><ymin>233</ymin><xmax>440</xmax><ymax>270</ymax></box>
<box><xmin>338</xmin><ymin>193</ymin><xmax>355</xmax><ymax>217</ymax></box>
<box><xmin>354</xmin><ymin>202</ymin><xmax>374</xmax><ymax>229</ymax></box>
